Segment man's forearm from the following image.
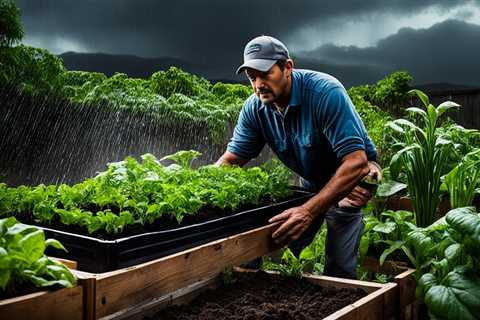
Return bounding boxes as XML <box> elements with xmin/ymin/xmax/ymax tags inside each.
<box><xmin>301</xmin><ymin>150</ymin><xmax>370</xmax><ymax>218</ymax></box>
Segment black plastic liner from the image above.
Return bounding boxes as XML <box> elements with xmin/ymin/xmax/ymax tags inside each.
<box><xmin>43</xmin><ymin>189</ymin><xmax>313</xmax><ymax>272</ymax></box>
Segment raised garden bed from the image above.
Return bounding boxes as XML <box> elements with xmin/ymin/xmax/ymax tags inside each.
<box><xmin>42</xmin><ymin>189</ymin><xmax>313</xmax><ymax>272</ymax></box>
<box><xmin>66</xmin><ymin>223</ymin><xmax>398</xmax><ymax>320</ymax></box>
<box><xmin>0</xmin><ymin>259</ymin><xmax>94</xmax><ymax>320</ymax></box>
<box><xmin>0</xmin><ymin>286</ymin><xmax>85</xmax><ymax>320</ymax></box>
<box><xmin>361</xmin><ymin>257</ymin><xmax>417</xmax><ymax>320</ymax></box>
<box><xmin>147</xmin><ymin>269</ymin><xmax>396</xmax><ymax>320</ymax></box>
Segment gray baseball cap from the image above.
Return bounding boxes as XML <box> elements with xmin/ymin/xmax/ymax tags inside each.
<box><xmin>236</xmin><ymin>35</ymin><xmax>289</xmax><ymax>74</ymax></box>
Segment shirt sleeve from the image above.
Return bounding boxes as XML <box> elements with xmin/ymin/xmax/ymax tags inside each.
<box><xmin>317</xmin><ymin>86</ymin><xmax>377</xmax><ymax>160</ymax></box>
<box><xmin>226</xmin><ymin>101</ymin><xmax>265</xmax><ymax>160</ymax></box>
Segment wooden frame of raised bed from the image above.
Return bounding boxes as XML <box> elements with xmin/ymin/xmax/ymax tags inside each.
<box><xmin>70</xmin><ymin>223</ymin><xmax>397</xmax><ymax>320</ymax></box>
<box><xmin>361</xmin><ymin>256</ymin><xmax>417</xmax><ymax>320</ymax></box>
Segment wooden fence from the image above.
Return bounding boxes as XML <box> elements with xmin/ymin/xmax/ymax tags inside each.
<box><xmin>427</xmin><ymin>89</ymin><xmax>480</xmax><ymax>130</ymax></box>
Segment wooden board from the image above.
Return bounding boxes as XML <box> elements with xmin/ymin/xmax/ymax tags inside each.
<box><xmin>0</xmin><ymin>286</ymin><xmax>84</xmax><ymax>320</ymax></box>
<box><xmin>361</xmin><ymin>256</ymin><xmax>417</xmax><ymax>320</ymax></box>
<box><xmin>90</xmin><ymin>223</ymin><xmax>280</xmax><ymax>319</ymax></box>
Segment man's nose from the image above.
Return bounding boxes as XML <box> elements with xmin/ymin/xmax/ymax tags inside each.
<box><xmin>255</xmin><ymin>78</ymin><xmax>266</xmax><ymax>89</ymax></box>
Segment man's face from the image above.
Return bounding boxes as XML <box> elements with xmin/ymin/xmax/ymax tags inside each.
<box><xmin>245</xmin><ymin>63</ymin><xmax>290</xmax><ymax>105</ymax></box>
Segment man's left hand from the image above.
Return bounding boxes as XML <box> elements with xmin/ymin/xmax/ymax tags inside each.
<box><xmin>268</xmin><ymin>206</ymin><xmax>314</xmax><ymax>245</ymax></box>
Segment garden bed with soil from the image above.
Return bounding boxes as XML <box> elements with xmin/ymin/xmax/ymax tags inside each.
<box><xmin>38</xmin><ymin>190</ymin><xmax>313</xmax><ymax>272</ymax></box>
<box><xmin>149</xmin><ymin>270</ymin><xmax>368</xmax><ymax>320</ymax></box>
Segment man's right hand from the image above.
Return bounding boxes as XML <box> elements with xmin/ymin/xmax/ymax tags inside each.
<box><xmin>215</xmin><ymin>151</ymin><xmax>249</xmax><ymax>167</ymax></box>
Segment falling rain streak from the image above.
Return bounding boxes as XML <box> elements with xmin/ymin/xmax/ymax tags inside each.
<box><xmin>0</xmin><ymin>84</ymin><xmax>272</xmax><ymax>186</ymax></box>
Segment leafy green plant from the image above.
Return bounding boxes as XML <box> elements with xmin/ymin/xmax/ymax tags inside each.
<box><xmin>387</xmin><ymin>89</ymin><xmax>458</xmax><ymax>227</ymax></box>
<box><xmin>410</xmin><ymin>207</ymin><xmax>480</xmax><ymax>320</ymax></box>
<box><xmin>262</xmin><ymin>248</ymin><xmax>311</xmax><ymax>279</ymax></box>
<box><xmin>0</xmin><ymin>151</ymin><xmax>293</xmax><ymax>235</ymax></box>
<box><xmin>0</xmin><ymin>217</ymin><xmax>77</xmax><ymax>297</ymax></box>
<box><xmin>262</xmin><ymin>225</ymin><xmax>327</xmax><ymax>277</ymax></box>
<box><xmin>0</xmin><ymin>0</ymin><xmax>24</xmax><ymax>47</ymax></box>
<box><xmin>441</xmin><ymin>149</ymin><xmax>480</xmax><ymax>209</ymax></box>
<box><xmin>359</xmin><ymin>210</ymin><xmax>416</xmax><ymax>266</ymax></box>
<box><xmin>160</xmin><ymin>150</ymin><xmax>201</xmax><ymax>169</ymax></box>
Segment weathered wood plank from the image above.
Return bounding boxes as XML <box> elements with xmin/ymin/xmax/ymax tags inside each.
<box><xmin>361</xmin><ymin>257</ymin><xmax>418</xmax><ymax>320</ymax></box>
<box><xmin>93</xmin><ymin>223</ymin><xmax>279</xmax><ymax>318</ymax></box>
<box><xmin>0</xmin><ymin>286</ymin><xmax>84</xmax><ymax>320</ymax></box>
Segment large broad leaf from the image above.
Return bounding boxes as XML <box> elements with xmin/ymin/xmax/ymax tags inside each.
<box><xmin>18</xmin><ymin>229</ymin><xmax>46</xmax><ymax>264</ymax></box>
<box><xmin>0</xmin><ymin>217</ymin><xmax>18</xmax><ymax>235</ymax></box>
<box><xmin>405</xmin><ymin>107</ymin><xmax>427</xmax><ymax>116</ymax></box>
<box><xmin>377</xmin><ymin>180</ymin><xmax>407</xmax><ymax>197</ymax></box>
<box><xmin>445</xmin><ymin>207</ymin><xmax>479</xmax><ymax>235</ymax></box>
<box><xmin>5</xmin><ymin>223</ymin><xmax>39</xmax><ymax>236</ymax></box>
<box><xmin>373</xmin><ymin>221</ymin><xmax>397</xmax><ymax>235</ymax></box>
<box><xmin>386</xmin><ymin>121</ymin><xmax>405</xmax><ymax>134</ymax></box>
<box><xmin>45</xmin><ymin>238</ymin><xmax>67</xmax><ymax>252</ymax></box>
<box><xmin>408</xmin><ymin>229</ymin><xmax>435</xmax><ymax>256</ymax></box>
<box><xmin>393</xmin><ymin>118</ymin><xmax>423</xmax><ymax>134</ymax></box>
<box><xmin>437</xmin><ymin>101</ymin><xmax>460</xmax><ymax>117</ymax></box>
<box><xmin>381</xmin><ymin>210</ymin><xmax>413</xmax><ymax>223</ymax></box>
<box><xmin>444</xmin><ymin>243</ymin><xmax>463</xmax><ymax>266</ymax></box>
<box><xmin>425</xmin><ymin>269</ymin><xmax>480</xmax><ymax>320</ymax></box>
<box><xmin>418</xmin><ymin>273</ymin><xmax>437</xmax><ymax>295</ymax></box>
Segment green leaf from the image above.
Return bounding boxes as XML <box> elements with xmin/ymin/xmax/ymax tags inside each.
<box><xmin>373</xmin><ymin>221</ymin><xmax>397</xmax><ymax>234</ymax></box>
<box><xmin>379</xmin><ymin>240</ymin><xmax>404</xmax><ymax>265</ymax></box>
<box><xmin>0</xmin><ymin>269</ymin><xmax>12</xmax><ymax>290</ymax></box>
<box><xmin>409</xmin><ymin>89</ymin><xmax>429</xmax><ymax>107</ymax></box>
<box><xmin>425</xmin><ymin>270</ymin><xmax>480</xmax><ymax>320</ymax></box>
<box><xmin>18</xmin><ymin>229</ymin><xmax>46</xmax><ymax>264</ymax></box>
<box><xmin>444</xmin><ymin>243</ymin><xmax>462</xmax><ymax>264</ymax></box>
<box><xmin>377</xmin><ymin>180</ymin><xmax>407</xmax><ymax>197</ymax></box>
<box><xmin>386</xmin><ymin>121</ymin><xmax>405</xmax><ymax>134</ymax></box>
<box><xmin>418</xmin><ymin>273</ymin><xmax>437</xmax><ymax>296</ymax></box>
<box><xmin>437</xmin><ymin>101</ymin><xmax>460</xmax><ymax>117</ymax></box>
<box><xmin>405</xmin><ymin>106</ymin><xmax>427</xmax><ymax>116</ymax></box>
<box><xmin>45</xmin><ymin>238</ymin><xmax>67</xmax><ymax>252</ymax></box>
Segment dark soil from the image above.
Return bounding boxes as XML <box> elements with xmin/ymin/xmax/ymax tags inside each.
<box><xmin>148</xmin><ymin>271</ymin><xmax>368</xmax><ymax>320</ymax></box>
<box><xmin>12</xmin><ymin>193</ymin><xmax>301</xmax><ymax>241</ymax></box>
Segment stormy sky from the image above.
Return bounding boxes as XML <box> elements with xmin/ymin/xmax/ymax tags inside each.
<box><xmin>16</xmin><ymin>0</ymin><xmax>480</xmax><ymax>86</ymax></box>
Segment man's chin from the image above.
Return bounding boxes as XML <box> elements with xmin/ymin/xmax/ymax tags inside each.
<box><xmin>258</xmin><ymin>94</ymin><xmax>275</xmax><ymax>104</ymax></box>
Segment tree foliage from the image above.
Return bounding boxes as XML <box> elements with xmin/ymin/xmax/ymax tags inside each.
<box><xmin>0</xmin><ymin>0</ymin><xmax>23</xmax><ymax>47</ymax></box>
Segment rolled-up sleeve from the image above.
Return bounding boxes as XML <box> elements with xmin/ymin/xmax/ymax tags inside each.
<box><xmin>227</xmin><ymin>101</ymin><xmax>265</xmax><ymax>160</ymax></box>
<box><xmin>318</xmin><ymin>86</ymin><xmax>377</xmax><ymax>161</ymax></box>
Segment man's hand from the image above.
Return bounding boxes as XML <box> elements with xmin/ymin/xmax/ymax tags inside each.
<box><xmin>338</xmin><ymin>161</ymin><xmax>382</xmax><ymax>208</ymax></box>
<box><xmin>268</xmin><ymin>206</ymin><xmax>314</xmax><ymax>245</ymax></box>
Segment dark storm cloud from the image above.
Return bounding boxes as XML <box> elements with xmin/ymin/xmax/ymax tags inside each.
<box><xmin>17</xmin><ymin>0</ymin><xmax>473</xmax><ymax>63</ymax></box>
<box><xmin>298</xmin><ymin>19</ymin><xmax>480</xmax><ymax>86</ymax></box>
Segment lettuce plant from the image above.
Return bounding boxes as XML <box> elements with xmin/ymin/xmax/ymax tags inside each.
<box><xmin>0</xmin><ymin>217</ymin><xmax>76</xmax><ymax>297</ymax></box>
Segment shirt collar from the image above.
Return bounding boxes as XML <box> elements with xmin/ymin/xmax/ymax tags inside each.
<box><xmin>288</xmin><ymin>70</ymin><xmax>302</xmax><ymax>108</ymax></box>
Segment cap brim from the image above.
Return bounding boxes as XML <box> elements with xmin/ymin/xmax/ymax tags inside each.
<box><xmin>235</xmin><ymin>59</ymin><xmax>276</xmax><ymax>75</ymax></box>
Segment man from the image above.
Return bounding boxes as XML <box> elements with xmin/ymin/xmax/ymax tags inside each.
<box><xmin>215</xmin><ymin>35</ymin><xmax>381</xmax><ymax>279</ymax></box>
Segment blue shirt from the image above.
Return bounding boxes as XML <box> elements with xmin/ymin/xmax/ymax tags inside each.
<box><xmin>227</xmin><ymin>69</ymin><xmax>377</xmax><ymax>191</ymax></box>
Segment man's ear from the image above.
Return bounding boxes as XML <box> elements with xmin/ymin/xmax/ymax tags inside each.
<box><xmin>286</xmin><ymin>59</ymin><xmax>294</xmax><ymax>77</ymax></box>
